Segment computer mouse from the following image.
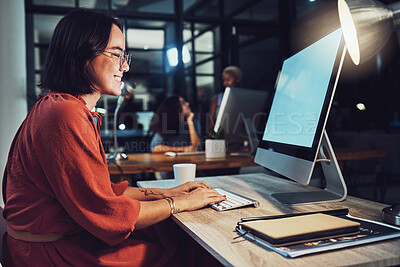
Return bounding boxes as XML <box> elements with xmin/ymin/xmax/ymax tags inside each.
<box><xmin>164</xmin><ymin>152</ymin><xmax>177</xmax><ymax>157</ymax></box>
<box><xmin>382</xmin><ymin>204</ymin><xmax>400</xmax><ymax>226</ymax></box>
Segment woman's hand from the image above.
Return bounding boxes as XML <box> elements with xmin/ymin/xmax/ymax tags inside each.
<box><xmin>174</xmin><ymin>188</ymin><xmax>226</xmax><ymax>212</ymax></box>
<box><xmin>167</xmin><ymin>181</ymin><xmax>211</xmax><ymax>197</ymax></box>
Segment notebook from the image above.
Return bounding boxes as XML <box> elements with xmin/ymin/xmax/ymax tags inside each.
<box><xmin>239</xmin><ymin>213</ymin><xmax>360</xmax><ymax>246</ymax></box>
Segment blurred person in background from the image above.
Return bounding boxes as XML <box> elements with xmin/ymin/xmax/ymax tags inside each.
<box><xmin>208</xmin><ymin>66</ymin><xmax>242</xmax><ymax>131</ymax></box>
<box><xmin>150</xmin><ymin>95</ymin><xmax>202</xmax><ymax>153</ymax></box>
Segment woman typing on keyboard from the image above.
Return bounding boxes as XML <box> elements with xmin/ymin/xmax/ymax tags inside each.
<box><xmin>2</xmin><ymin>10</ymin><xmax>225</xmax><ymax>267</ymax></box>
<box><xmin>150</xmin><ymin>96</ymin><xmax>202</xmax><ymax>153</ymax></box>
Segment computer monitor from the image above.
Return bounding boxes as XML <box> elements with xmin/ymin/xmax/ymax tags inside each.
<box><xmin>255</xmin><ymin>28</ymin><xmax>347</xmax><ymax>205</ymax></box>
<box><xmin>214</xmin><ymin>87</ymin><xmax>269</xmax><ymax>153</ymax></box>
<box><xmin>136</xmin><ymin>111</ymin><xmax>154</xmax><ymax>135</ymax></box>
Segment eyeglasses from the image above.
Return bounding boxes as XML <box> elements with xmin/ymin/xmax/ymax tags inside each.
<box><xmin>103</xmin><ymin>50</ymin><xmax>132</xmax><ymax>69</ymax></box>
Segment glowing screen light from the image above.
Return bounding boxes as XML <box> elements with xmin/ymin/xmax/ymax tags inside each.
<box><xmin>167</xmin><ymin>45</ymin><xmax>191</xmax><ymax>67</ymax></box>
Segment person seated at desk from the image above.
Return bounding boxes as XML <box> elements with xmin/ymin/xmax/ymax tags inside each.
<box><xmin>150</xmin><ymin>95</ymin><xmax>202</xmax><ymax>153</ymax></box>
<box><xmin>2</xmin><ymin>10</ymin><xmax>225</xmax><ymax>267</ymax></box>
<box><xmin>208</xmin><ymin>66</ymin><xmax>251</xmax><ymax>153</ymax></box>
<box><xmin>209</xmin><ymin>65</ymin><xmax>242</xmax><ymax>130</ymax></box>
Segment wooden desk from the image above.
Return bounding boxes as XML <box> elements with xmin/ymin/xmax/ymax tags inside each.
<box><xmin>107</xmin><ymin>153</ymin><xmax>257</xmax><ymax>175</ymax></box>
<box><xmin>107</xmin><ymin>149</ymin><xmax>386</xmax><ymax>175</ymax></box>
<box><xmin>334</xmin><ymin>148</ymin><xmax>387</xmax><ymax>161</ymax></box>
<box><xmin>108</xmin><ymin>149</ymin><xmax>386</xmax><ymax>175</ymax></box>
<box><xmin>334</xmin><ymin>148</ymin><xmax>387</xmax><ymax>170</ymax></box>
<box><xmin>137</xmin><ymin>174</ymin><xmax>400</xmax><ymax>266</ymax></box>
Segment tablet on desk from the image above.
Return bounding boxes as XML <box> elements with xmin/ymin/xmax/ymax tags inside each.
<box><xmin>164</xmin><ymin>151</ymin><xmax>205</xmax><ymax>157</ymax></box>
<box><xmin>239</xmin><ymin>213</ymin><xmax>360</xmax><ymax>246</ymax></box>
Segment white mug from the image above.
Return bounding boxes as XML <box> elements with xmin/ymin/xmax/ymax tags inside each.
<box><xmin>173</xmin><ymin>163</ymin><xmax>196</xmax><ymax>186</ymax></box>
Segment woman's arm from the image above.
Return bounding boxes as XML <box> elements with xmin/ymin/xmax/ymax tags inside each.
<box><xmin>187</xmin><ymin>113</ymin><xmax>201</xmax><ymax>147</ymax></box>
<box><xmin>135</xmin><ymin>187</ymin><xmax>226</xmax><ymax>229</ymax></box>
<box><xmin>123</xmin><ymin>180</ymin><xmax>212</xmax><ymax>201</ymax></box>
<box><xmin>150</xmin><ymin>132</ymin><xmax>198</xmax><ymax>153</ymax></box>
<box><xmin>151</xmin><ymin>144</ymin><xmax>198</xmax><ymax>153</ymax></box>
<box><xmin>125</xmin><ymin>181</ymin><xmax>223</xmax><ymax>229</ymax></box>
<box><xmin>124</xmin><ymin>187</ymin><xmax>167</xmax><ymax>200</ymax></box>
<box><xmin>135</xmin><ymin>199</ymin><xmax>172</xmax><ymax>228</ymax></box>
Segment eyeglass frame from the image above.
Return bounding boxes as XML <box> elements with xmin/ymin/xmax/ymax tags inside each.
<box><xmin>102</xmin><ymin>50</ymin><xmax>132</xmax><ymax>69</ymax></box>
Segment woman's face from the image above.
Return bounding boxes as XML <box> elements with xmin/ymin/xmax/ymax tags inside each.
<box><xmin>89</xmin><ymin>24</ymin><xmax>129</xmax><ymax>96</ymax></box>
<box><xmin>179</xmin><ymin>97</ymin><xmax>191</xmax><ymax>117</ymax></box>
<box><xmin>223</xmin><ymin>72</ymin><xmax>238</xmax><ymax>88</ymax></box>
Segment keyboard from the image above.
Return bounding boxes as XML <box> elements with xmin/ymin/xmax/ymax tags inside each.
<box><xmin>164</xmin><ymin>151</ymin><xmax>205</xmax><ymax>157</ymax></box>
<box><xmin>210</xmin><ymin>188</ymin><xmax>260</xmax><ymax>211</ymax></box>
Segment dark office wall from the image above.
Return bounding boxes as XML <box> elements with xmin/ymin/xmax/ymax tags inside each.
<box><xmin>239</xmin><ymin>37</ymin><xmax>282</xmax><ymax>92</ymax></box>
<box><xmin>328</xmin><ymin>33</ymin><xmax>400</xmax><ymax>133</ymax></box>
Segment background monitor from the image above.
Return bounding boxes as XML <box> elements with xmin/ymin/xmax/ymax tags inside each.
<box><xmin>255</xmin><ymin>28</ymin><xmax>347</xmax><ymax>205</ymax></box>
<box><xmin>214</xmin><ymin>87</ymin><xmax>269</xmax><ymax>152</ymax></box>
<box><xmin>136</xmin><ymin>111</ymin><xmax>155</xmax><ymax>135</ymax></box>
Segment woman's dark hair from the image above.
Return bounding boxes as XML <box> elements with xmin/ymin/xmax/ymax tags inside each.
<box><xmin>150</xmin><ymin>96</ymin><xmax>183</xmax><ymax>137</ymax></box>
<box><xmin>38</xmin><ymin>9</ymin><xmax>122</xmax><ymax>95</ymax></box>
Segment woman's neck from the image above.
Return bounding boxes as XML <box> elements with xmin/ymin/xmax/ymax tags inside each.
<box><xmin>80</xmin><ymin>92</ymin><xmax>101</xmax><ymax>111</ymax></box>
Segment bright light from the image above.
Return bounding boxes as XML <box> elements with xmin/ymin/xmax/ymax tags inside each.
<box><xmin>143</xmin><ymin>44</ymin><xmax>150</xmax><ymax>50</ymax></box>
<box><xmin>356</xmin><ymin>103</ymin><xmax>366</xmax><ymax>111</ymax></box>
<box><xmin>183</xmin><ymin>45</ymin><xmax>191</xmax><ymax>64</ymax></box>
<box><xmin>118</xmin><ymin>124</ymin><xmax>126</xmax><ymax>130</ymax></box>
<box><xmin>309</xmin><ymin>0</ymin><xmax>316</xmax><ymax>2</ymax></box>
<box><xmin>167</xmin><ymin>47</ymin><xmax>178</xmax><ymax>67</ymax></box>
<box><xmin>167</xmin><ymin>45</ymin><xmax>191</xmax><ymax>67</ymax></box>
<box><xmin>338</xmin><ymin>0</ymin><xmax>360</xmax><ymax>65</ymax></box>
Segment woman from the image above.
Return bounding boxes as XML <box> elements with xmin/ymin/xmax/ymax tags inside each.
<box><xmin>2</xmin><ymin>10</ymin><xmax>225</xmax><ymax>266</ymax></box>
<box><xmin>150</xmin><ymin>96</ymin><xmax>201</xmax><ymax>153</ymax></box>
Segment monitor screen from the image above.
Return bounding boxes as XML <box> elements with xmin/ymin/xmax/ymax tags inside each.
<box><xmin>262</xmin><ymin>30</ymin><xmax>341</xmax><ymax>148</ymax></box>
<box><xmin>136</xmin><ymin>111</ymin><xmax>154</xmax><ymax>134</ymax></box>
<box><xmin>255</xmin><ymin>28</ymin><xmax>347</xmax><ymax>204</ymax></box>
<box><xmin>214</xmin><ymin>87</ymin><xmax>269</xmax><ymax>151</ymax></box>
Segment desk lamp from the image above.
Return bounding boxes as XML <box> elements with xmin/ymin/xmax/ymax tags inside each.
<box><xmin>107</xmin><ymin>83</ymin><xmax>135</xmax><ymax>161</ymax></box>
<box><xmin>338</xmin><ymin>0</ymin><xmax>400</xmax><ymax>226</ymax></box>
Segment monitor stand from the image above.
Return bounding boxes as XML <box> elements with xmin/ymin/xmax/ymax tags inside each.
<box><xmin>230</xmin><ymin>118</ymin><xmax>259</xmax><ymax>156</ymax></box>
<box><xmin>271</xmin><ymin>130</ymin><xmax>347</xmax><ymax>205</ymax></box>
<box><xmin>244</xmin><ymin>117</ymin><xmax>260</xmax><ymax>154</ymax></box>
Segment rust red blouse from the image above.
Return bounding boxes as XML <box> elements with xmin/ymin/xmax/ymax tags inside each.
<box><xmin>3</xmin><ymin>93</ymin><xmax>176</xmax><ymax>266</ymax></box>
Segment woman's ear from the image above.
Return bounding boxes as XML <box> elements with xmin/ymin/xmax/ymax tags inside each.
<box><xmin>235</xmin><ymin>77</ymin><xmax>241</xmax><ymax>85</ymax></box>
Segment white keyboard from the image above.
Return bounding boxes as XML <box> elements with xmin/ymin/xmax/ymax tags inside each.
<box><xmin>164</xmin><ymin>151</ymin><xmax>205</xmax><ymax>157</ymax></box>
<box><xmin>210</xmin><ymin>188</ymin><xmax>260</xmax><ymax>211</ymax></box>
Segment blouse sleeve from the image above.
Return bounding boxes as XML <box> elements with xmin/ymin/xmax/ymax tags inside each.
<box><xmin>32</xmin><ymin>98</ymin><xmax>140</xmax><ymax>246</ymax></box>
<box><xmin>150</xmin><ymin>133</ymin><xmax>164</xmax><ymax>151</ymax></box>
<box><xmin>111</xmin><ymin>181</ymin><xmax>130</xmax><ymax>196</ymax></box>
